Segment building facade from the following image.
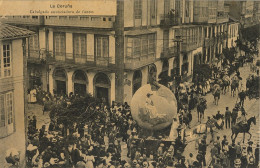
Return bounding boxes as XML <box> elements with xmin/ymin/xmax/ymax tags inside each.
<box><xmin>0</xmin><ymin>24</ymin><xmax>33</xmax><ymax>167</ymax></box>
<box><xmin>1</xmin><ymin>0</ymin><xmax>242</xmax><ymax>105</ymax></box>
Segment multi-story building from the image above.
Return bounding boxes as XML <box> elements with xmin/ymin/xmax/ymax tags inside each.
<box><xmin>163</xmin><ymin>0</ymin><xmax>233</xmax><ymax>82</ymax></box>
<box><xmin>227</xmin><ymin>0</ymin><xmax>258</xmax><ymax>27</ymax></box>
<box><xmin>0</xmin><ymin>0</ymin><xmax>241</xmax><ymax>104</ymax></box>
<box><xmin>0</xmin><ymin>23</ymin><xmax>33</xmax><ymax>166</ymax></box>
<box><xmin>1</xmin><ymin>1</ymin><xmax>167</xmax><ymax>104</ymax></box>
<box><xmin>254</xmin><ymin>1</ymin><xmax>260</xmax><ymax>23</ymax></box>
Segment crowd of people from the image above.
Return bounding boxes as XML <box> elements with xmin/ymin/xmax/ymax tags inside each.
<box><xmin>21</xmin><ymin>43</ymin><xmax>260</xmax><ymax>168</ymax></box>
<box><xmin>26</xmin><ymin>92</ymin><xmax>190</xmax><ymax>168</ymax></box>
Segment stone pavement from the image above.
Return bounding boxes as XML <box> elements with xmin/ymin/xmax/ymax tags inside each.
<box><xmin>27</xmin><ymin>103</ymin><xmax>50</xmax><ymax>130</ymax></box>
<box><xmin>183</xmin><ymin>64</ymin><xmax>259</xmax><ymax>167</ymax></box>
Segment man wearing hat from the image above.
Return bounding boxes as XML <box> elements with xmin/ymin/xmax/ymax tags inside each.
<box><xmin>229</xmin><ymin>143</ymin><xmax>237</xmax><ymax>167</ymax></box>
<box><xmin>196</xmin><ymin>151</ymin><xmax>203</xmax><ymax>168</ymax></box>
<box><xmin>215</xmin><ymin>136</ymin><xmax>221</xmax><ymax>153</ymax></box>
<box><xmin>255</xmin><ymin>144</ymin><xmax>259</xmax><ymax>166</ymax></box>
<box><xmin>235</xmin><ymin>142</ymin><xmax>242</xmax><ymax>158</ymax></box>
<box><xmin>157</xmin><ymin>143</ymin><xmax>164</xmax><ymax>157</ymax></box>
<box><xmin>213</xmin><ymin>158</ymin><xmax>222</xmax><ymax>168</ymax></box>
<box><xmin>198</xmin><ymin>140</ymin><xmax>207</xmax><ymax>166</ymax></box>
<box><xmin>132</xmin><ymin>160</ymin><xmax>138</xmax><ymax>168</ymax></box>
<box><xmin>225</xmin><ymin>107</ymin><xmax>232</xmax><ymax>129</ymax></box>
<box><xmin>247</xmin><ymin>141</ymin><xmax>253</xmax><ymax>153</ymax></box>
<box><xmin>211</xmin><ymin>143</ymin><xmax>219</xmax><ymax>164</ymax></box>
<box><xmin>247</xmin><ymin>149</ymin><xmax>255</xmax><ymax>168</ymax></box>
<box><xmin>234</xmin><ymin>158</ymin><xmax>241</xmax><ymax>168</ymax></box>
<box><xmin>220</xmin><ymin>150</ymin><xmax>229</xmax><ymax>168</ymax></box>
<box><xmin>231</xmin><ymin>106</ymin><xmax>238</xmax><ymax>126</ymax></box>
<box><xmin>187</xmin><ymin>153</ymin><xmax>195</xmax><ymax>168</ymax></box>
<box><xmin>221</xmin><ymin>135</ymin><xmax>227</xmax><ymax>149</ymax></box>
<box><xmin>241</xmin><ymin>153</ymin><xmax>248</xmax><ymax>168</ymax></box>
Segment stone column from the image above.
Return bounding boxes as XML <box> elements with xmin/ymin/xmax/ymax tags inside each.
<box><xmin>67</xmin><ymin>70</ymin><xmax>74</xmax><ymax>95</ymax></box>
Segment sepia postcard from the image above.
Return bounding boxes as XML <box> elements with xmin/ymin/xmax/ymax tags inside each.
<box><xmin>0</xmin><ymin>0</ymin><xmax>259</xmax><ymax>167</ymax></box>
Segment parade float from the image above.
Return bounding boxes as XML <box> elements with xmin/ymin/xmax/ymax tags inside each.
<box><xmin>130</xmin><ymin>83</ymin><xmax>187</xmax><ymax>154</ymax></box>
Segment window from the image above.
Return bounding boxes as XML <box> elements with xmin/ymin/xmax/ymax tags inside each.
<box><xmin>29</xmin><ymin>34</ymin><xmax>39</xmax><ymax>58</ymax></box>
<box><xmin>54</xmin><ymin>32</ymin><xmax>66</xmax><ymax>58</ymax></box>
<box><xmin>185</xmin><ymin>0</ymin><xmax>190</xmax><ymax>17</ymax></box>
<box><xmin>133</xmin><ymin>38</ymin><xmax>141</xmax><ymax>58</ymax></box>
<box><xmin>126</xmin><ymin>34</ymin><xmax>156</xmax><ymax>59</ymax></box>
<box><xmin>175</xmin><ymin>0</ymin><xmax>181</xmax><ymax>17</ymax></box>
<box><xmin>0</xmin><ymin>94</ymin><xmax>5</xmax><ymax>127</ymax></box>
<box><xmin>148</xmin><ymin>34</ymin><xmax>155</xmax><ymax>54</ymax></box>
<box><xmin>1</xmin><ymin>43</ymin><xmax>12</xmax><ymax>77</ymax></box>
<box><xmin>73</xmin><ymin>34</ymin><xmax>87</xmax><ymax>58</ymax></box>
<box><xmin>141</xmin><ymin>36</ymin><xmax>148</xmax><ymax>57</ymax></box>
<box><xmin>150</xmin><ymin>0</ymin><xmax>156</xmax><ymax>19</ymax></box>
<box><xmin>134</xmin><ymin>0</ymin><xmax>142</xmax><ymax>19</ymax></box>
<box><xmin>95</xmin><ymin>36</ymin><xmax>109</xmax><ymax>58</ymax></box>
<box><xmin>0</xmin><ymin>92</ymin><xmax>13</xmax><ymax>127</ymax></box>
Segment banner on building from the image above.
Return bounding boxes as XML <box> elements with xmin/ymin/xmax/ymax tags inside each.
<box><xmin>0</xmin><ymin>0</ymin><xmax>116</xmax><ymax>16</ymax></box>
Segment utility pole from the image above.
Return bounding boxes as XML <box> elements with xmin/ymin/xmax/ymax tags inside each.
<box><xmin>173</xmin><ymin>35</ymin><xmax>182</xmax><ymax>89</ymax></box>
<box><xmin>115</xmin><ymin>0</ymin><xmax>124</xmax><ymax>103</ymax></box>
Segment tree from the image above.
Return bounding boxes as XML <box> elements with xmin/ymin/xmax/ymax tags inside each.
<box><xmin>222</xmin><ymin>47</ymin><xmax>237</xmax><ymax>65</ymax></box>
<box><xmin>193</xmin><ymin>64</ymin><xmax>212</xmax><ymax>83</ymax></box>
<box><xmin>158</xmin><ymin>72</ymin><xmax>173</xmax><ymax>86</ymax></box>
<box><xmin>49</xmin><ymin>94</ymin><xmax>99</xmax><ymax>137</ymax></box>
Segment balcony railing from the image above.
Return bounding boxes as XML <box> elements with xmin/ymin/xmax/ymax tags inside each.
<box><xmin>27</xmin><ymin>49</ymin><xmax>48</xmax><ymax>63</ymax></box>
<box><xmin>216</xmin><ymin>32</ymin><xmax>228</xmax><ymax>40</ymax></box>
<box><xmin>160</xmin><ymin>14</ymin><xmax>181</xmax><ymax>27</ymax></box>
<box><xmin>181</xmin><ymin>42</ymin><xmax>200</xmax><ymax>52</ymax></box>
<box><xmin>1</xmin><ymin>16</ymin><xmax>44</xmax><ymax>25</ymax></box>
<box><xmin>217</xmin><ymin>16</ymin><xmax>229</xmax><ymax>23</ymax></box>
<box><xmin>161</xmin><ymin>46</ymin><xmax>178</xmax><ymax>59</ymax></box>
<box><xmin>44</xmin><ymin>16</ymin><xmax>114</xmax><ymax>28</ymax></box>
<box><xmin>125</xmin><ymin>54</ymin><xmax>156</xmax><ymax>70</ymax></box>
<box><xmin>48</xmin><ymin>52</ymin><xmax>115</xmax><ymax>68</ymax></box>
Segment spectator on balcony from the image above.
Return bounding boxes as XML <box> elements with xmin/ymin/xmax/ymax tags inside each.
<box><xmin>168</xmin><ymin>9</ymin><xmax>175</xmax><ymax>25</ymax></box>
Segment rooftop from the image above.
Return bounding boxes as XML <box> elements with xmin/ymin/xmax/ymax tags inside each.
<box><xmin>0</xmin><ymin>23</ymin><xmax>34</xmax><ymax>40</ymax></box>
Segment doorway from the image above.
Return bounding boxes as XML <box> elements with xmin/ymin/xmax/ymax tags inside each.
<box><xmin>53</xmin><ymin>69</ymin><xmax>67</xmax><ymax>96</ymax></box>
<box><xmin>56</xmin><ymin>80</ymin><xmax>66</xmax><ymax>95</ymax></box>
<box><xmin>96</xmin><ymin>87</ymin><xmax>109</xmax><ymax>103</ymax></box>
<box><xmin>74</xmin><ymin>83</ymin><xmax>86</xmax><ymax>96</ymax></box>
<box><xmin>73</xmin><ymin>70</ymin><xmax>88</xmax><ymax>96</ymax></box>
<box><xmin>94</xmin><ymin>73</ymin><xmax>111</xmax><ymax>105</ymax></box>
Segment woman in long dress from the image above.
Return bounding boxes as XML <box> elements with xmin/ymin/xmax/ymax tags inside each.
<box><xmin>145</xmin><ymin>93</ymin><xmax>158</xmax><ymax>119</ymax></box>
<box><xmin>30</xmin><ymin>88</ymin><xmax>37</xmax><ymax>103</ymax></box>
<box><xmin>168</xmin><ymin>118</ymin><xmax>179</xmax><ymax>141</ymax></box>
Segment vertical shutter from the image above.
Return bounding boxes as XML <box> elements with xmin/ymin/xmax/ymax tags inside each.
<box><xmin>81</xmin><ymin>35</ymin><xmax>86</xmax><ymax>58</ymax></box>
<box><xmin>60</xmin><ymin>33</ymin><xmax>65</xmax><ymax>54</ymax></box>
<box><xmin>103</xmin><ymin>37</ymin><xmax>108</xmax><ymax>57</ymax></box>
<box><xmin>96</xmin><ymin>37</ymin><xmax>101</xmax><ymax>57</ymax></box>
<box><xmin>0</xmin><ymin>95</ymin><xmax>5</xmax><ymax>127</ymax></box>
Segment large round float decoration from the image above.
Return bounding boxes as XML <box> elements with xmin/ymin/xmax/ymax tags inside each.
<box><xmin>131</xmin><ymin>84</ymin><xmax>178</xmax><ymax>130</ymax></box>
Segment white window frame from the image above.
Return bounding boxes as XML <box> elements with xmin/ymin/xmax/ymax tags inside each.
<box><xmin>73</xmin><ymin>33</ymin><xmax>87</xmax><ymax>59</ymax></box>
<box><xmin>126</xmin><ymin>33</ymin><xmax>156</xmax><ymax>59</ymax></box>
<box><xmin>95</xmin><ymin>35</ymin><xmax>109</xmax><ymax>58</ymax></box>
<box><xmin>134</xmin><ymin>0</ymin><xmax>142</xmax><ymax>19</ymax></box>
<box><xmin>0</xmin><ymin>91</ymin><xmax>14</xmax><ymax>138</ymax></box>
<box><xmin>53</xmin><ymin>32</ymin><xmax>66</xmax><ymax>58</ymax></box>
<box><xmin>0</xmin><ymin>42</ymin><xmax>12</xmax><ymax>78</ymax></box>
